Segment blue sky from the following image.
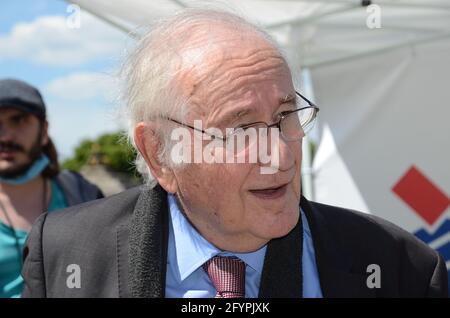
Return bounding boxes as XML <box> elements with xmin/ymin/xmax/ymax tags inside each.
<box><xmin>0</xmin><ymin>0</ymin><xmax>131</xmax><ymax>158</ymax></box>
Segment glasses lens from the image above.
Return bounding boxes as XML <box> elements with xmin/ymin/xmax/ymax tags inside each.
<box><xmin>280</xmin><ymin>111</ymin><xmax>303</xmax><ymax>141</ymax></box>
<box><xmin>300</xmin><ymin>107</ymin><xmax>318</xmax><ymax>134</ymax></box>
<box><xmin>281</xmin><ymin>107</ymin><xmax>318</xmax><ymax>141</ymax></box>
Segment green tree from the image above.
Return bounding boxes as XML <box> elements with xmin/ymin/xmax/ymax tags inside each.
<box><xmin>62</xmin><ymin>132</ymin><xmax>139</xmax><ymax>180</ymax></box>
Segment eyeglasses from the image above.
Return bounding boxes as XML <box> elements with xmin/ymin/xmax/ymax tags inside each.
<box><xmin>166</xmin><ymin>91</ymin><xmax>319</xmax><ymax>144</ymax></box>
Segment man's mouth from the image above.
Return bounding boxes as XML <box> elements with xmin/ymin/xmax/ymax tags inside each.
<box><xmin>0</xmin><ymin>149</ymin><xmax>18</xmax><ymax>159</ymax></box>
<box><xmin>249</xmin><ymin>183</ymin><xmax>288</xmax><ymax>200</ymax></box>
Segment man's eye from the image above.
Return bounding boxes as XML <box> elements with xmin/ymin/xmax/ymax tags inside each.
<box><xmin>233</xmin><ymin>124</ymin><xmax>252</xmax><ymax>132</ymax></box>
<box><xmin>275</xmin><ymin>104</ymin><xmax>296</xmax><ymax>118</ymax></box>
<box><xmin>12</xmin><ymin>116</ymin><xmax>26</xmax><ymax>124</ymax></box>
<box><xmin>276</xmin><ymin>108</ymin><xmax>297</xmax><ymax>118</ymax></box>
<box><xmin>277</xmin><ymin>111</ymin><xmax>290</xmax><ymax>117</ymax></box>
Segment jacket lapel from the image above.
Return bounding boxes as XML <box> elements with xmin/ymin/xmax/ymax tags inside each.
<box><xmin>301</xmin><ymin>197</ymin><xmax>376</xmax><ymax>298</ymax></box>
<box><xmin>127</xmin><ymin>183</ymin><xmax>169</xmax><ymax>298</ymax></box>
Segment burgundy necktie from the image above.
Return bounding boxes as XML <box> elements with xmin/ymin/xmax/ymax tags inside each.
<box><xmin>203</xmin><ymin>256</ymin><xmax>246</xmax><ymax>298</ymax></box>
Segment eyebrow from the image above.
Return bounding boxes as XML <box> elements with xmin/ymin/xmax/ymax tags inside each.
<box><xmin>280</xmin><ymin>93</ymin><xmax>297</xmax><ymax>104</ymax></box>
<box><xmin>12</xmin><ymin>113</ymin><xmax>28</xmax><ymax>118</ymax></box>
<box><xmin>7</xmin><ymin>112</ymin><xmax>29</xmax><ymax>120</ymax></box>
<box><xmin>217</xmin><ymin>93</ymin><xmax>297</xmax><ymax>127</ymax></box>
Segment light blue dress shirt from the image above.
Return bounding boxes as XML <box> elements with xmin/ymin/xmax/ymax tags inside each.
<box><xmin>165</xmin><ymin>193</ymin><xmax>323</xmax><ymax>298</ymax></box>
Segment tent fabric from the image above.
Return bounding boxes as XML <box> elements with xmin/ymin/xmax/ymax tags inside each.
<box><xmin>311</xmin><ymin>39</ymin><xmax>450</xmax><ymax>232</ymax></box>
<box><xmin>68</xmin><ymin>0</ymin><xmax>450</xmax><ymax>68</ymax></box>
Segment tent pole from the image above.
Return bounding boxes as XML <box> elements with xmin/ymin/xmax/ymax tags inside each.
<box><xmin>64</xmin><ymin>0</ymin><xmax>139</xmax><ymax>38</ymax></box>
<box><xmin>305</xmin><ymin>30</ymin><xmax>450</xmax><ymax>69</ymax></box>
<box><xmin>300</xmin><ymin>69</ymin><xmax>316</xmax><ymax>201</ymax></box>
<box><xmin>277</xmin><ymin>0</ymin><xmax>450</xmax><ymax>11</ymax></box>
<box><xmin>169</xmin><ymin>0</ymin><xmax>188</xmax><ymax>8</ymax></box>
<box><xmin>265</xmin><ymin>4</ymin><xmax>361</xmax><ymax>29</ymax></box>
<box><xmin>317</xmin><ymin>21</ymin><xmax>449</xmax><ymax>34</ymax></box>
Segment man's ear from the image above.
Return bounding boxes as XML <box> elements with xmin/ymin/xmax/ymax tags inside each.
<box><xmin>40</xmin><ymin>120</ymin><xmax>49</xmax><ymax>146</ymax></box>
<box><xmin>134</xmin><ymin>122</ymin><xmax>178</xmax><ymax>193</ymax></box>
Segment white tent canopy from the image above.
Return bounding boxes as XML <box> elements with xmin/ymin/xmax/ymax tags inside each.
<box><xmin>67</xmin><ymin>0</ymin><xmax>450</xmax><ymax>68</ymax></box>
<box><xmin>67</xmin><ymin>0</ymin><xmax>450</xmax><ymax>272</ymax></box>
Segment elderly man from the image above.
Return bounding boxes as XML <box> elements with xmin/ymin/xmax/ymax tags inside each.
<box><xmin>22</xmin><ymin>10</ymin><xmax>447</xmax><ymax>298</ymax></box>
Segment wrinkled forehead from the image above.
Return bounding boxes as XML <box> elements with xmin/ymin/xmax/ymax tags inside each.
<box><xmin>179</xmin><ymin>26</ymin><xmax>287</xmax><ymax>78</ymax></box>
<box><xmin>173</xmin><ymin>28</ymin><xmax>292</xmax><ymax>114</ymax></box>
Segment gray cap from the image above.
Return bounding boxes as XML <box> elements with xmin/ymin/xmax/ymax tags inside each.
<box><xmin>0</xmin><ymin>79</ymin><xmax>46</xmax><ymax>120</ymax></box>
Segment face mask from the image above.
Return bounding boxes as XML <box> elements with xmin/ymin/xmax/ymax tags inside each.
<box><xmin>0</xmin><ymin>154</ymin><xmax>50</xmax><ymax>185</ymax></box>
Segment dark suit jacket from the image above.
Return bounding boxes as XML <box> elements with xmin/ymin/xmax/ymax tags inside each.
<box><xmin>21</xmin><ymin>183</ymin><xmax>448</xmax><ymax>298</ymax></box>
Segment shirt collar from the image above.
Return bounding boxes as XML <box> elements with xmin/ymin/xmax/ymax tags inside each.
<box><xmin>168</xmin><ymin>193</ymin><xmax>267</xmax><ymax>282</ymax></box>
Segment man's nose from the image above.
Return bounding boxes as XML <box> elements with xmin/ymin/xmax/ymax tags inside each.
<box><xmin>277</xmin><ymin>137</ymin><xmax>298</xmax><ymax>172</ymax></box>
<box><xmin>258</xmin><ymin>129</ymin><xmax>298</xmax><ymax>172</ymax></box>
<box><xmin>0</xmin><ymin>124</ymin><xmax>15</xmax><ymax>141</ymax></box>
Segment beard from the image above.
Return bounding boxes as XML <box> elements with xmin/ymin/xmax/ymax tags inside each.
<box><xmin>0</xmin><ymin>134</ymin><xmax>43</xmax><ymax>179</ymax></box>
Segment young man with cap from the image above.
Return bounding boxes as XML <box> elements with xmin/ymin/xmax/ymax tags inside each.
<box><xmin>0</xmin><ymin>78</ymin><xmax>104</xmax><ymax>297</ymax></box>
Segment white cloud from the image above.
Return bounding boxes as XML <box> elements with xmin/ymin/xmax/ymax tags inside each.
<box><xmin>0</xmin><ymin>10</ymin><xmax>131</xmax><ymax>158</ymax></box>
<box><xmin>44</xmin><ymin>71</ymin><xmax>119</xmax><ymax>101</ymax></box>
<box><xmin>41</xmin><ymin>71</ymin><xmax>126</xmax><ymax>159</ymax></box>
<box><xmin>0</xmin><ymin>12</ymin><xmax>129</xmax><ymax>66</ymax></box>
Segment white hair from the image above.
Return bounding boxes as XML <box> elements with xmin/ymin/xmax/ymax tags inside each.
<box><xmin>120</xmin><ymin>8</ymin><xmax>287</xmax><ymax>184</ymax></box>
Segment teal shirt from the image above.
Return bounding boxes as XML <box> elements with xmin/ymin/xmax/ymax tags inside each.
<box><xmin>0</xmin><ymin>179</ymin><xmax>68</xmax><ymax>298</ymax></box>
